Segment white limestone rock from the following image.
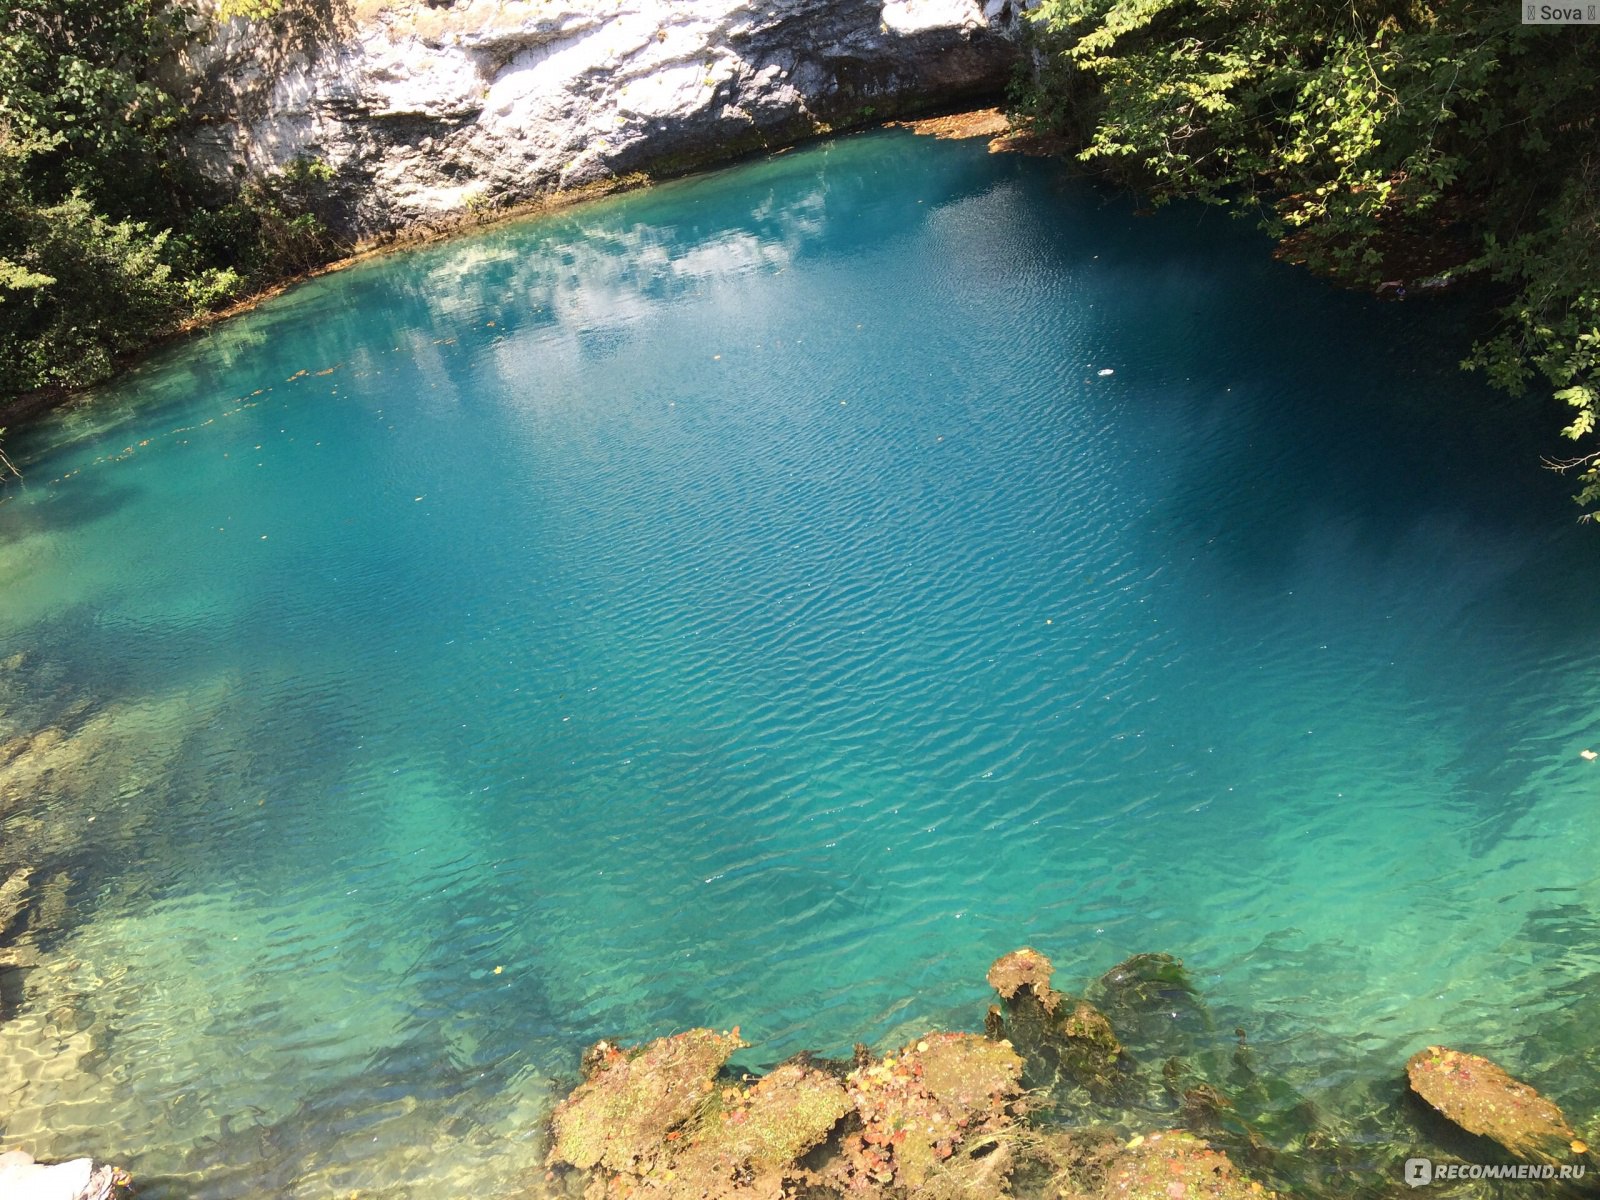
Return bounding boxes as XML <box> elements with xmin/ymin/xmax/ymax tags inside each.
<box><xmin>179</xmin><ymin>0</ymin><xmax>1027</xmax><ymax>235</ymax></box>
<box><xmin>0</xmin><ymin>1151</ymin><xmax>117</xmax><ymax>1200</ymax></box>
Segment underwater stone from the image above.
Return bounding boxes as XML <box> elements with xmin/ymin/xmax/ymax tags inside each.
<box><xmin>1406</xmin><ymin>1046</ymin><xmax>1581</xmax><ymax>1166</ymax></box>
<box><xmin>1095</xmin><ymin>1130</ymin><xmax>1276</xmax><ymax>1200</ymax></box>
<box><xmin>987</xmin><ymin>947</ymin><xmax>1127</xmax><ymax>1098</ymax></box>
<box><xmin>0</xmin><ymin>866</ymin><xmax>31</xmax><ymax>937</ymax></box>
<box><xmin>1094</xmin><ymin>952</ymin><xmax>1197</xmax><ymax>1009</ymax></box>
<box><xmin>1087</xmin><ymin>952</ymin><xmax>1211</xmax><ymax>1062</ymax></box>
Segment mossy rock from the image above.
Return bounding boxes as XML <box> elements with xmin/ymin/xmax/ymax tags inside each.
<box><xmin>547</xmin><ymin>1028</ymin><xmax>743</xmax><ymax>1174</ymax></box>
<box><xmin>1406</xmin><ymin>1046</ymin><xmax>1582</xmax><ymax>1166</ymax></box>
<box><xmin>1099</xmin><ymin>1130</ymin><xmax>1276</xmax><ymax>1200</ymax></box>
<box><xmin>988</xmin><ymin>947</ymin><xmax>1061</xmax><ymax>1012</ymax></box>
<box><xmin>667</xmin><ymin>1059</ymin><xmax>851</xmax><ymax>1193</ymax></box>
<box><xmin>1088</xmin><ymin>952</ymin><xmax>1210</xmax><ymax>1061</ymax></box>
<box><xmin>1058</xmin><ymin>1000</ymin><xmax>1125</xmax><ymax>1096</ymax></box>
<box><xmin>987</xmin><ymin>948</ymin><xmax>1128</xmax><ymax>1102</ymax></box>
<box><xmin>835</xmin><ymin>1032</ymin><xmax>1025</xmax><ymax>1191</ymax></box>
<box><xmin>1092</xmin><ymin>953</ymin><xmax>1197</xmax><ymax>1011</ymax></box>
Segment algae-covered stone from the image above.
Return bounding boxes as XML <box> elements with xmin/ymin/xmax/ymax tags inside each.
<box><xmin>835</xmin><ymin>1032</ymin><xmax>1025</xmax><ymax>1191</ymax></box>
<box><xmin>987</xmin><ymin>947</ymin><xmax>1127</xmax><ymax>1100</ymax></box>
<box><xmin>1091</xmin><ymin>953</ymin><xmax>1202</xmax><ymax>1025</ymax></box>
<box><xmin>547</xmin><ymin>1028</ymin><xmax>743</xmax><ymax>1174</ymax></box>
<box><xmin>1088</xmin><ymin>952</ymin><xmax>1210</xmax><ymax>1062</ymax></box>
<box><xmin>1058</xmin><ymin>1000</ymin><xmax>1125</xmax><ymax>1095</ymax></box>
<box><xmin>673</xmin><ymin>1059</ymin><xmax>851</xmax><ymax>1189</ymax></box>
<box><xmin>1098</xmin><ymin>953</ymin><xmax>1194</xmax><ymax>1000</ymax></box>
<box><xmin>1406</xmin><ymin>1046</ymin><xmax>1579</xmax><ymax>1165</ymax></box>
<box><xmin>1099</xmin><ymin>1130</ymin><xmax>1275</xmax><ymax>1200</ymax></box>
<box><xmin>987</xmin><ymin>947</ymin><xmax>1061</xmax><ymax>1011</ymax></box>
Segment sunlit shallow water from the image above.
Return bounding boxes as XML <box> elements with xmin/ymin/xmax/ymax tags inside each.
<box><xmin>4</xmin><ymin>129</ymin><xmax>1600</xmax><ymax>1197</ymax></box>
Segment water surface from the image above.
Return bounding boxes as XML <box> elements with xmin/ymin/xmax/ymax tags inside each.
<box><xmin>3</xmin><ymin>129</ymin><xmax>1600</xmax><ymax>1197</ymax></box>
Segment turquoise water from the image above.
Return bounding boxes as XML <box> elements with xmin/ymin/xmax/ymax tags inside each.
<box><xmin>4</xmin><ymin>129</ymin><xmax>1600</xmax><ymax>1196</ymax></box>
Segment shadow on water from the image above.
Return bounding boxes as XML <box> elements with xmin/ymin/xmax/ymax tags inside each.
<box><xmin>0</xmin><ymin>472</ymin><xmax>145</xmax><ymax>549</ymax></box>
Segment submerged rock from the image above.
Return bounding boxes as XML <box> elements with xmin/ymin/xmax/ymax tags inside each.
<box><xmin>1096</xmin><ymin>953</ymin><xmax>1194</xmax><ymax>1002</ymax></box>
<box><xmin>986</xmin><ymin>947</ymin><xmax>1127</xmax><ymax>1099</ymax></box>
<box><xmin>0</xmin><ymin>866</ymin><xmax>31</xmax><ymax>937</ymax></box>
<box><xmin>1086</xmin><ymin>952</ymin><xmax>1212</xmax><ymax>1063</ymax></box>
<box><xmin>1095</xmin><ymin>1130</ymin><xmax>1277</xmax><ymax>1200</ymax></box>
<box><xmin>1405</xmin><ymin>1046</ymin><xmax>1582</xmax><ymax>1166</ymax></box>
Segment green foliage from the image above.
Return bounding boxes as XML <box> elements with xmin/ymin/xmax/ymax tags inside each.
<box><xmin>214</xmin><ymin>0</ymin><xmax>287</xmax><ymax>20</ymax></box>
<box><xmin>0</xmin><ymin>0</ymin><xmax>189</xmax><ymax>222</ymax></box>
<box><xmin>0</xmin><ymin>0</ymin><xmax>346</xmax><ymax>411</ymax></box>
<box><xmin>1024</xmin><ymin>0</ymin><xmax>1600</xmax><ymax>515</ymax></box>
<box><xmin>1</xmin><ymin>193</ymin><xmax>186</xmax><ymax>392</ymax></box>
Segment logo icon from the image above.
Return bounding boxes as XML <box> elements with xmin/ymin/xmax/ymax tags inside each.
<box><xmin>1405</xmin><ymin>1158</ymin><xmax>1434</xmax><ymax>1188</ymax></box>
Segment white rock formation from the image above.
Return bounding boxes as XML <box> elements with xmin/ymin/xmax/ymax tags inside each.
<box><xmin>0</xmin><ymin>1151</ymin><xmax>116</xmax><ymax>1200</ymax></box>
<box><xmin>180</xmin><ymin>0</ymin><xmax>1025</xmax><ymax>234</ymax></box>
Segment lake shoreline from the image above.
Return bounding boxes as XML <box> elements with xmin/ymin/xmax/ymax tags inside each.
<box><xmin>0</xmin><ymin>101</ymin><xmax>1024</xmax><ymax>454</ymax></box>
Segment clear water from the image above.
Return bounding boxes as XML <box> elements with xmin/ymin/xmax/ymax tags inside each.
<box><xmin>4</xmin><ymin>129</ymin><xmax>1600</xmax><ymax>1197</ymax></box>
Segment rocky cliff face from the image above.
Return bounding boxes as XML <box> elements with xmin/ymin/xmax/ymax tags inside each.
<box><xmin>181</xmin><ymin>0</ymin><xmax>1026</xmax><ymax>237</ymax></box>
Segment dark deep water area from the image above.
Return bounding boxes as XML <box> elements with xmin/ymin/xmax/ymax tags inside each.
<box><xmin>3</xmin><ymin>127</ymin><xmax>1600</xmax><ymax>1197</ymax></box>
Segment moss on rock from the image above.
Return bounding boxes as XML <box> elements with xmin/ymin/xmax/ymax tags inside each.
<box><xmin>832</xmin><ymin>1032</ymin><xmax>1025</xmax><ymax>1192</ymax></box>
<box><xmin>987</xmin><ymin>947</ymin><xmax>1061</xmax><ymax>1011</ymax></box>
<box><xmin>1096</xmin><ymin>1130</ymin><xmax>1277</xmax><ymax>1200</ymax></box>
<box><xmin>1405</xmin><ymin>1046</ymin><xmax>1581</xmax><ymax>1166</ymax></box>
<box><xmin>662</xmin><ymin>1059</ymin><xmax>852</xmax><ymax>1195</ymax></box>
<box><xmin>547</xmin><ymin>1028</ymin><xmax>744</xmax><ymax>1174</ymax></box>
<box><xmin>987</xmin><ymin>948</ymin><xmax>1128</xmax><ymax>1100</ymax></box>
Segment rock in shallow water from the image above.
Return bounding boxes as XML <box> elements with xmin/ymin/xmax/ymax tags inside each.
<box><xmin>1405</xmin><ymin>1045</ymin><xmax>1582</xmax><ymax>1166</ymax></box>
<box><xmin>1095</xmin><ymin>1129</ymin><xmax>1277</xmax><ymax>1200</ymax></box>
<box><xmin>545</xmin><ymin>1027</ymin><xmax>1025</xmax><ymax>1197</ymax></box>
<box><xmin>548</xmin><ymin>1027</ymin><xmax>745</xmax><ymax>1173</ymax></box>
<box><xmin>986</xmin><ymin>947</ymin><xmax>1128</xmax><ymax>1100</ymax></box>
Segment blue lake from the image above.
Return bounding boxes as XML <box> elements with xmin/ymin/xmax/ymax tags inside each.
<box><xmin>3</xmin><ymin>128</ymin><xmax>1600</xmax><ymax>1197</ymax></box>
